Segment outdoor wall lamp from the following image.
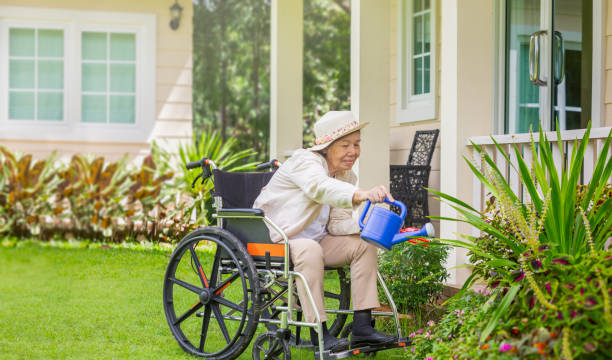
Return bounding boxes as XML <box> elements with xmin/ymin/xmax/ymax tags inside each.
<box><xmin>169</xmin><ymin>0</ymin><xmax>183</xmax><ymax>30</ymax></box>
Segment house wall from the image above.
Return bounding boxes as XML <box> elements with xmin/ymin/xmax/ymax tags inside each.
<box><xmin>0</xmin><ymin>0</ymin><xmax>193</xmax><ymax>161</ymax></box>
<box><xmin>388</xmin><ymin>0</ymin><xmax>442</xmax><ymax>233</ymax></box>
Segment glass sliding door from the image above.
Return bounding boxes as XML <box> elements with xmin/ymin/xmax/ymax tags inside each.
<box><xmin>504</xmin><ymin>0</ymin><xmax>592</xmax><ymax>134</ymax></box>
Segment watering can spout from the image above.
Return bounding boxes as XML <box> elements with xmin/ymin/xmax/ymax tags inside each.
<box><xmin>391</xmin><ymin>223</ymin><xmax>435</xmax><ymax>246</ymax></box>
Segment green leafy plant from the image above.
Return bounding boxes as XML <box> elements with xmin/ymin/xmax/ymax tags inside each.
<box><xmin>56</xmin><ymin>155</ymin><xmax>133</xmax><ymax>240</ymax></box>
<box><xmin>378</xmin><ymin>241</ymin><xmax>449</xmax><ymax>317</ymax></box>
<box><xmin>174</xmin><ymin>131</ymin><xmax>258</xmax><ymax>226</ymax></box>
<box><xmin>0</xmin><ymin>146</ymin><xmax>60</xmax><ymax>237</ymax></box>
<box><xmin>428</xmin><ymin>123</ymin><xmax>612</xmax><ymax>358</ymax></box>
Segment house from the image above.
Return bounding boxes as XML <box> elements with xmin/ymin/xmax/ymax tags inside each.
<box><xmin>0</xmin><ymin>0</ymin><xmax>193</xmax><ymax>161</ymax></box>
<box><xmin>2</xmin><ymin>0</ymin><xmax>610</xmax><ymax>289</ymax></box>
<box><xmin>268</xmin><ymin>0</ymin><xmax>612</xmax><ymax>288</ymax></box>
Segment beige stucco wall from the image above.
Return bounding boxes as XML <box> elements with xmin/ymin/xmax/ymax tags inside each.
<box><xmin>388</xmin><ymin>0</ymin><xmax>441</xmax><ymax>233</ymax></box>
<box><xmin>0</xmin><ymin>0</ymin><xmax>193</xmax><ymax>161</ymax></box>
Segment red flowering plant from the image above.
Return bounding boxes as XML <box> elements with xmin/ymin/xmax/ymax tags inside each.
<box><xmin>428</xmin><ymin>123</ymin><xmax>612</xmax><ymax>359</ymax></box>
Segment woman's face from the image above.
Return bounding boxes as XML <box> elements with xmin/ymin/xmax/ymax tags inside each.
<box><xmin>324</xmin><ymin>131</ymin><xmax>361</xmax><ymax>175</ymax></box>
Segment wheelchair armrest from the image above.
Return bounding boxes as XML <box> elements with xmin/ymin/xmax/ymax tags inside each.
<box><xmin>216</xmin><ymin>208</ymin><xmax>265</xmax><ymax>218</ymax></box>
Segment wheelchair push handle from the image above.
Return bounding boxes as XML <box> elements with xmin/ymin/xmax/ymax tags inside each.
<box><xmin>185</xmin><ymin>158</ymin><xmax>217</xmax><ymax>188</ymax></box>
<box><xmin>256</xmin><ymin>159</ymin><xmax>281</xmax><ymax>171</ymax></box>
<box><xmin>186</xmin><ymin>158</ymin><xmax>218</xmax><ymax>170</ymax></box>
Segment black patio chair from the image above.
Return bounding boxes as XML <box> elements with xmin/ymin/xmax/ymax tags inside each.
<box><xmin>389</xmin><ymin>129</ymin><xmax>439</xmax><ymax>228</ymax></box>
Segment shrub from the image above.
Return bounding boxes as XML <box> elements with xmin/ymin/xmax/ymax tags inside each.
<box><xmin>0</xmin><ymin>147</ymin><xmax>60</xmax><ymax>237</ymax></box>
<box><xmin>378</xmin><ymin>240</ymin><xmax>449</xmax><ymax>315</ymax></box>
<box><xmin>429</xmin><ymin>124</ymin><xmax>612</xmax><ymax>358</ymax></box>
<box><xmin>0</xmin><ymin>131</ymin><xmax>259</xmax><ymax>243</ymax></box>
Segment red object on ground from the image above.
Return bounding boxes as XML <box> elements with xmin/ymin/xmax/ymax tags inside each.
<box><xmin>399</xmin><ymin>227</ymin><xmax>431</xmax><ymax>247</ymax></box>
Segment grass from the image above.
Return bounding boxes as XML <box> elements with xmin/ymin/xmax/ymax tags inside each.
<box><xmin>0</xmin><ymin>240</ymin><xmax>408</xmax><ymax>359</ymax></box>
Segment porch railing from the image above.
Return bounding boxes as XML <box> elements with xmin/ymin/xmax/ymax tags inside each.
<box><xmin>466</xmin><ymin>127</ymin><xmax>612</xmax><ymax>220</ymax></box>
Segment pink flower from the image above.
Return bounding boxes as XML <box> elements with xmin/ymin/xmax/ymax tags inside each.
<box><xmin>409</xmin><ymin>332</ymin><xmax>416</xmax><ymax>338</ymax></box>
<box><xmin>416</xmin><ymin>329</ymin><xmax>423</xmax><ymax>334</ymax></box>
<box><xmin>425</xmin><ymin>357</ymin><xmax>434</xmax><ymax>360</ymax></box>
<box><xmin>499</xmin><ymin>344</ymin><xmax>512</xmax><ymax>352</ymax></box>
<box><xmin>545</xmin><ymin>282</ymin><xmax>552</xmax><ymax>295</ymax></box>
<box><xmin>552</xmin><ymin>258</ymin><xmax>569</xmax><ymax>265</ymax></box>
<box><xmin>453</xmin><ymin>355</ymin><xmax>458</xmax><ymax>359</ymax></box>
<box><xmin>411</xmin><ymin>347</ymin><xmax>415</xmax><ymax>353</ymax></box>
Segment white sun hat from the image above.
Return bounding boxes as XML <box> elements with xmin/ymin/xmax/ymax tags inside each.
<box><xmin>308</xmin><ymin>111</ymin><xmax>369</xmax><ymax>151</ymax></box>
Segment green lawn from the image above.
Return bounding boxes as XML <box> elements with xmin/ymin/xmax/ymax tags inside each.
<box><xmin>0</xmin><ymin>241</ymin><xmax>407</xmax><ymax>359</ymax></box>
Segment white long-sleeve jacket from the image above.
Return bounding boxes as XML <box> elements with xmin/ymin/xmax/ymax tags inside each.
<box><xmin>253</xmin><ymin>149</ymin><xmax>361</xmax><ymax>243</ymax></box>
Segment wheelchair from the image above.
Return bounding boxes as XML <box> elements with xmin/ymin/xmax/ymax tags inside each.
<box><xmin>163</xmin><ymin>158</ymin><xmax>411</xmax><ymax>360</ymax></box>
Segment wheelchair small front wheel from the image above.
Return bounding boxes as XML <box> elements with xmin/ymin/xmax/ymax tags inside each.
<box><xmin>163</xmin><ymin>227</ymin><xmax>261</xmax><ymax>359</ymax></box>
<box><xmin>252</xmin><ymin>332</ymin><xmax>291</xmax><ymax>360</ymax></box>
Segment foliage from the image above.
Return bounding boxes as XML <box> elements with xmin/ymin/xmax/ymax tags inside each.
<box><xmin>0</xmin><ymin>146</ymin><xmax>60</xmax><ymax>236</ymax></box>
<box><xmin>405</xmin><ymin>251</ymin><xmax>612</xmax><ymax>360</ymax></box>
<box><xmin>378</xmin><ymin>241</ymin><xmax>449</xmax><ymax>315</ymax></box>
<box><xmin>192</xmin><ymin>0</ymin><xmax>351</xmax><ymax>155</ymax></box>
<box><xmin>428</xmin><ymin>124</ymin><xmax>612</xmax><ymax>358</ymax></box>
<box><xmin>175</xmin><ymin>131</ymin><xmax>258</xmax><ymax>225</ymax></box>
<box><xmin>55</xmin><ymin>155</ymin><xmax>132</xmax><ymax>239</ymax></box>
<box><xmin>192</xmin><ymin>0</ymin><xmax>271</xmax><ymax>160</ymax></box>
<box><xmin>302</xmin><ymin>0</ymin><xmax>351</xmax><ymax>147</ymax></box>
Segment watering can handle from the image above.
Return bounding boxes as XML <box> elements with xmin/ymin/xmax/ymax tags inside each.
<box><xmin>358</xmin><ymin>198</ymin><xmax>407</xmax><ymax>229</ymax></box>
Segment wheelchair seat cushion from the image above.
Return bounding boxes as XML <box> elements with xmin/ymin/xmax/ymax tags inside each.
<box><xmin>212</xmin><ymin>169</ymin><xmax>275</xmax><ymax>208</ymax></box>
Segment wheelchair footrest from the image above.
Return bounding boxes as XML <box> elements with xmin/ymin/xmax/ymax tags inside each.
<box><xmin>314</xmin><ymin>338</ymin><xmax>411</xmax><ymax>359</ymax></box>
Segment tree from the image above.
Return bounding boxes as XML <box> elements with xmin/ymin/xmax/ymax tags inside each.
<box><xmin>192</xmin><ymin>0</ymin><xmax>350</xmax><ymax>158</ymax></box>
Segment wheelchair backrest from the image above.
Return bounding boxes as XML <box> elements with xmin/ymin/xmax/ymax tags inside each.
<box><xmin>212</xmin><ymin>169</ymin><xmax>274</xmax><ymax>208</ymax></box>
<box><xmin>212</xmin><ymin>169</ymin><xmax>285</xmax><ymax>265</ymax></box>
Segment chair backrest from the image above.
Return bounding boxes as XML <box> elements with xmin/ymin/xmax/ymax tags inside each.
<box><xmin>407</xmin><ymin>130</ymin><xmax>439</xmax><ymax>166</ymax></box>
<box><xmin>212</xmin><ymin>169</ymin><xmax>285</xmax><ymax>264</ymax></box>
<box><xmin>212</xmin><ymin>169</ymin><xmax>275</xmax><ymax>208</ymax></box>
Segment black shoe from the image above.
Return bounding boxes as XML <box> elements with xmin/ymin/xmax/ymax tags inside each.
<box><xmin>310</xmin><ymin>324</ymin><xmax>350</xmax><ymax>352</ymax></box>
<box><xmin>350</xmin><ymin>309</ymin><xmax>396</xmax><ymax>347</ymax></box>
<box><xmin>350</xmin><ymin>329</ymin><xmax>396</xmax><ymax>347</ymax></box>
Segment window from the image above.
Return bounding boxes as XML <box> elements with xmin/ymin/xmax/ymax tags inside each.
<box><xmin>0</xmin><ymin>7</ymin><xmax>155</xmax><ymax>143</ymax></box>
<box><xmin>9</xmin><ymin>28</ymin><xmax>65</xmax><ymax>121</ymax></box>
<box><xmin>81</xmin><ymin>32</ymin><xmax>136</xmax><ymax>124</ymax></box>
<box><xmin>397</xmin><ymin>0</ymin><xmax>436</xmax><ymax>123</ymax></box>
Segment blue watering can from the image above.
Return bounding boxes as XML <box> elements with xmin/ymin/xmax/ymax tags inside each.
<box><xmin>358</xmin><ymin>198</ymin><xmax>435</xmax><ymax>251</ymax></box>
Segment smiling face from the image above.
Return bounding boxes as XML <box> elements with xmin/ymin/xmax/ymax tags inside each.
<box><xmin>322</xmin><ymin>131</ymin><xmax>361</xmax><ymax>176</ymax></box>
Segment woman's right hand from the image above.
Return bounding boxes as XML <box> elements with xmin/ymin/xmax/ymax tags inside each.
<box><xmin>352</xmin><ymin>185</ymin><xmax>394</xmax><ymax>205</ymax></box>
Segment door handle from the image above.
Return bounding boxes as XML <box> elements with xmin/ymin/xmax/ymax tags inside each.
<box><xmin>553</xmin><ymin>31</ymin><xmax>564</xmax><ymax>84</ymax></box>
<box><xmin>529</xmin><ymin>30</ymin><xmax>547</xmax><ymax>86</ymax></box>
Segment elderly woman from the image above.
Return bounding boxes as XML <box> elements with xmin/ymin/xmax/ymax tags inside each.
<box><xmin>253</xmin><ymin>111</ymin><xmax>395</xmax><ymax>352</ymax></box>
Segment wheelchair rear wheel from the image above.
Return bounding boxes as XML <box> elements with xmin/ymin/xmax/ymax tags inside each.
<box><xmin>163</xmin><ymin>227</ymin><xmax>261</xmax><ymax>359</ymax></box>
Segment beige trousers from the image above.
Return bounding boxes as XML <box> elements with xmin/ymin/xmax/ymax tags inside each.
<box><xmin>289</xmin><ymin>234</ymin><xmax>380</xmax><ymax>323</ymax></box>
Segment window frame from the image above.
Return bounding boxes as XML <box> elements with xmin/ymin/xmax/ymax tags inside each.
<box><xmin>0</xmin><ymin>6</ymin><xmax>156</xmax><ymax>143</ymax></box>
<box><xmin>397</xmin><ymin>0</ymin><xmax>437</xmax><ymax>124</ymax></box>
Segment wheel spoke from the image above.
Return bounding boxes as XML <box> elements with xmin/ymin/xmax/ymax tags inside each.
<box><xmin>212</xmin><ymin>270</ymin><xmax>242</xmax><ymax>294</ymax></box>
<box><xmin>211</xmin><ymin>304</ymin><xmax>231</xmax><ymax>343</ymax></box>
<box><xmin>173</xmin><ymin>301</ymin><xmax>203</xmax><ymax>326</ymax></box>
<box><xmin>198</xmin><ymin>305</ymin><xmax>212</xmax><ymax>352</ymax></box>
<box><xmin>189</xmin><ymin>245</ymin><xmax>210</xmax><ymax>288</ymax></box>
<box><xmin>209</xmin><ymin>251</ymin><xmax>221</xmax><ymax>287</ymax></box>
<box><xmin>215</xmin><ymin>296</ymin><xmax>245</xmax><ymax>313</ymax></box>
<box><xmin>169</xmin><ymin>277</ymin><xmax>203</xmax><ymax>294</ymax></box>
<box><xmin>324</xmin><ymin>291</ymin><xmax>341</xmax><ymax>300</ymax></box>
